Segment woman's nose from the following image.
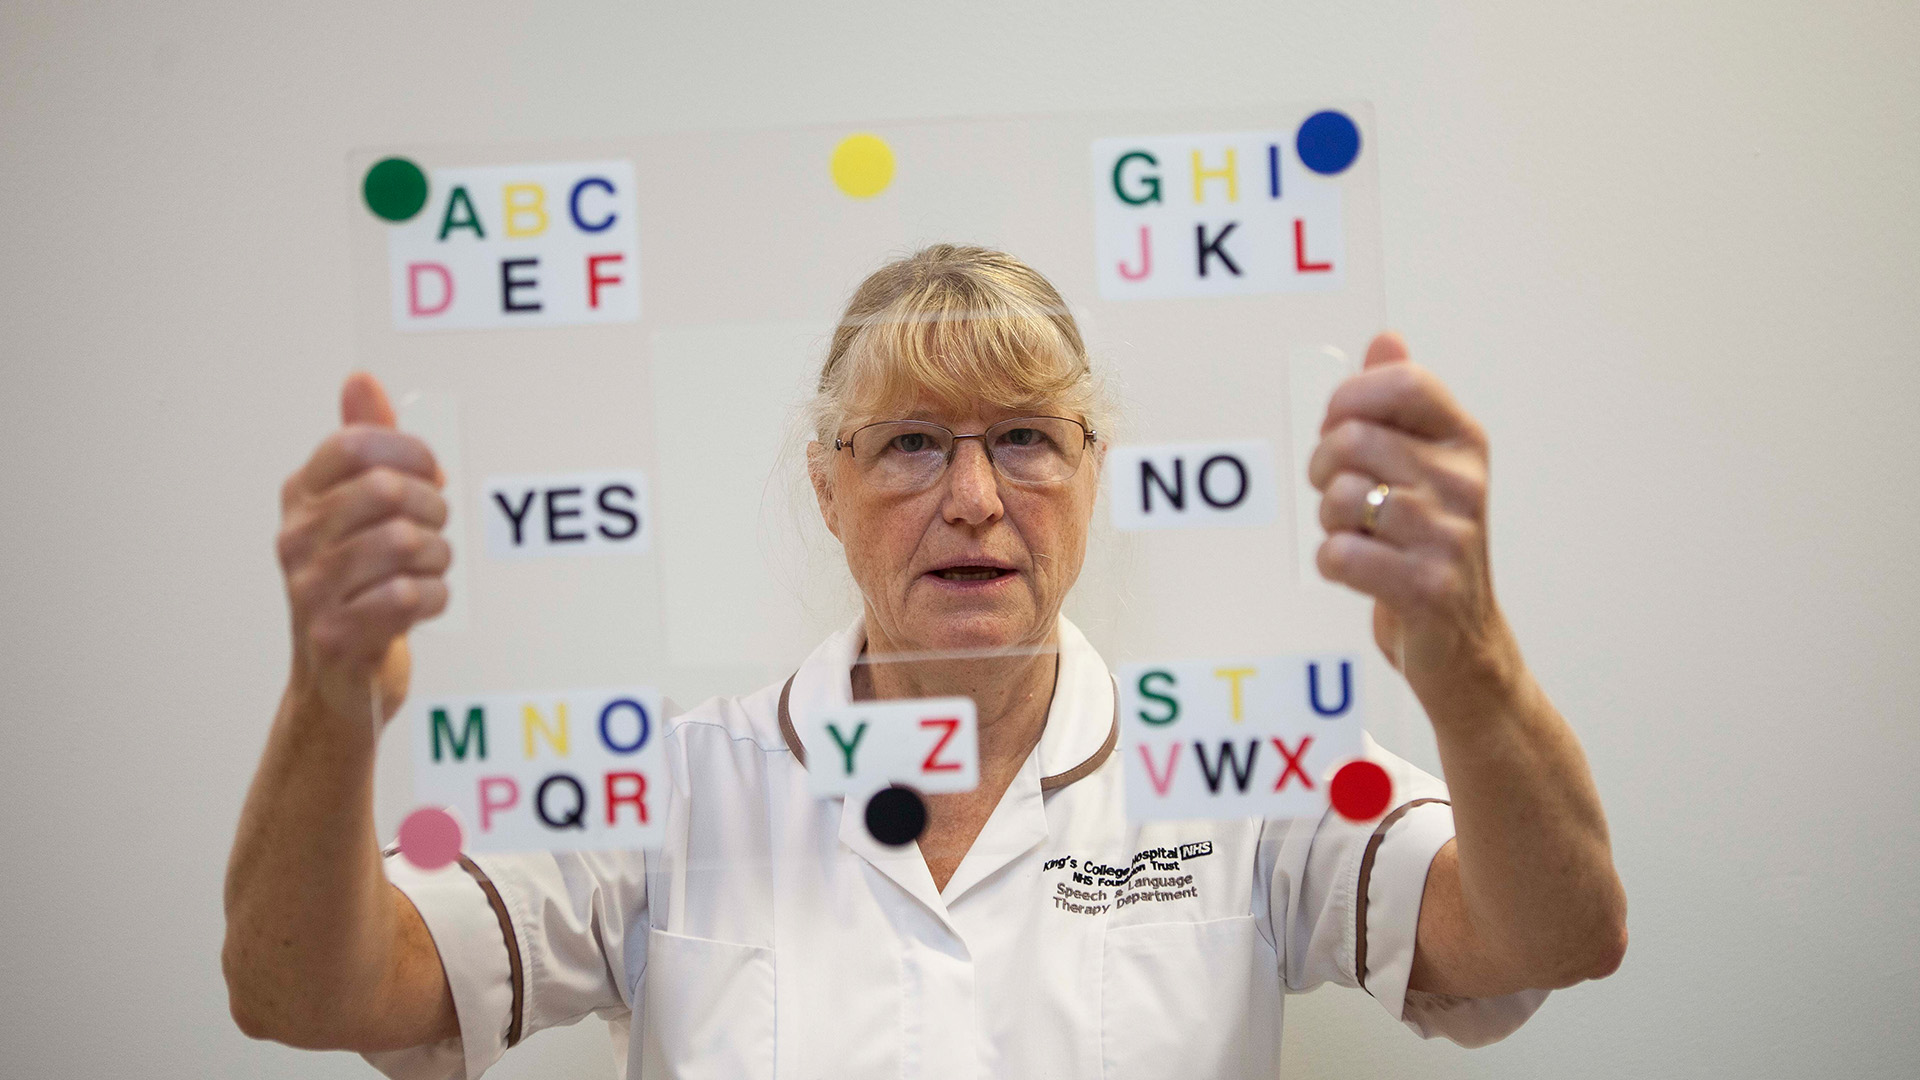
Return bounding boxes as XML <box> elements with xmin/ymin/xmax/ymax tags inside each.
<box><xmin>941</xmin><ymin>439</ymin><xmax>1003</xmax><ymax>524</ymax></box>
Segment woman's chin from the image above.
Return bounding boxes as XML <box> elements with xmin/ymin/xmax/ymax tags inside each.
<box><xmin>897</xmin><ymin>607</ymin><xmax>1047</xmax><ymax>656</ymax></box>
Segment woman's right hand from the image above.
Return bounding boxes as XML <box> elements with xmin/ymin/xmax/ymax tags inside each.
<box><xmin>277</xmin><ymin>373</ymin><xmax>450</xmax><ymax>733</ymax></box>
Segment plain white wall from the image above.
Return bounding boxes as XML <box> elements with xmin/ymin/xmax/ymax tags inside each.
<box><xmin>2</xmin><ymin>2</ymin><xmax>1915</xmax><ymax>1078</ymax></box>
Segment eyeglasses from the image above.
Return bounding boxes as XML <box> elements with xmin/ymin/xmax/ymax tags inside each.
<box><xmin>833</xmin><ymin>416</ymin><xmax>1097</xmax><ymax>493</ymax></box>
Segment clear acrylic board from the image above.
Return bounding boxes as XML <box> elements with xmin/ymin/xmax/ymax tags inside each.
<box><xmin>344</xmin><ymin>105</ymin><xmax>1394</xmax><ymax>866</ymax></box>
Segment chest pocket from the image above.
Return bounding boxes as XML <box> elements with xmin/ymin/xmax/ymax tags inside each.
<box><xmin>1100</xmin><ymin>915</ymin><xmax>1280</xmax><ymax>1080</ymax></box>
<box><xmin>639</xmin><ymin>927</ymin><xmax>775</xmax><ymax>1080</ymax></box>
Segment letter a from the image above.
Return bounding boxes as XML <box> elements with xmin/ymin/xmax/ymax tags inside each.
<box><xmin>438</xmin><ymin>186</ymin><xmax>485</xmax><ymax>240</ymax></box>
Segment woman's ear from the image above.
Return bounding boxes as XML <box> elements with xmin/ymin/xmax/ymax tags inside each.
<box><xmin>806</xmin><ymin>441</ymin><xmax>842</xmax><ymax>540</ymax></box>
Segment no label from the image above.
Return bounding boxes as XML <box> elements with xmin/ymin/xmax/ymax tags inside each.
<box><xmin>1108</xmin><ymin>440</ymin><xmax>1278</xmax><ymax>531</ymax></box>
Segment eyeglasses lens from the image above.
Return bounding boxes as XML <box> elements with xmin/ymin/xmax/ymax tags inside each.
<box><xmin>849</xmin><ymin>418</ymin><xmax>1086</xmax><ymax>492</ymax></box>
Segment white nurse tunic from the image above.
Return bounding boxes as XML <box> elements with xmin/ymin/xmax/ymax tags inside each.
<box><xmin>369</xmin><ymin>616</ymin><xmax>1546</xmax><ymax>1080</ymax></box>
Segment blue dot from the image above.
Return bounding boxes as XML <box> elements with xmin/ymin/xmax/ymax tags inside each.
<box><xmin>1296</xmin><ymin>111</ymin><xmax>1361</xmax><ymax>176</ymax></box>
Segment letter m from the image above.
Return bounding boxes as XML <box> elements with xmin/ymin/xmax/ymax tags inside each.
<box><xmin>432</xmin><ymin>706</ymin><xmax>487</xmax><ymax>762</ymax></box>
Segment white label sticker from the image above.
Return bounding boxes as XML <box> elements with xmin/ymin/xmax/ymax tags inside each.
<box><xmin>1118</xmin><ymin>656</ymin><xmax>1364</xmax><ymax>821</ymax></box>
<box><xmin>800</xmin><ymin>696</ymin><xmax>979</xmax><ymax>798</ymax></box>
<box><xmin>408</xmin><ymin>687</ymin><xmax>664</xmax><ymax>852</ymax></box>
<box><xmin>386</xmin><ymin>160</ymin><xmax>640</xmax><ymax>331</ymax></box>
<box><xmin>482</xmin><ymin>470</ymin><xmax>649</xmax><ymax>558</ymax></box>
<box><xmin>1092</xmin><ymin>130</ymin><xmax>1345</xmax><ymax>301</ymax></box>
<box><xmin>1107</xmin><ymin>440</ymin><xmax>1279</xmax><ymax>531</ymax></box>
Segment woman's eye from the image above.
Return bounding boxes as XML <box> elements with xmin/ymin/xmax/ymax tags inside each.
<box><xmin>1000</xmin><ymin>427</ymin><xmax>1043</xmax><ymax>448</ymax></box>
<box><xmin>891</xmin><ymin>432</ymin><xmax>932</xmax><ymax>453</ymax></box>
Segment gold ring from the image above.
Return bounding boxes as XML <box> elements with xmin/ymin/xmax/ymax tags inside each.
<box><xmin>1361</xmin><ymin>483</ymin><xmax>1391</xmax><ymax>534</ymax></box>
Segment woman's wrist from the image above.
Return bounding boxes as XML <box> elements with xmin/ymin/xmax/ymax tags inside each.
<box><xmin>1408</xmin><ymin>618</ymin><xmax>1539</xmax><ymax>743</ymax></box>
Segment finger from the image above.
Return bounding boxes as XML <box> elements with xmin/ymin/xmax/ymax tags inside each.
<box><xmin>341</xmin><ymin>372</ymin><xmax>397</xmax><ymax>428</ymax></box>
<box><xmin>293</xmin><ymin>425</ymin><xmax>441</xmax><ymax>497</ymax></box>
<box><xmin>1363</xmin><ymin>330</ymin><xmax>1412</xmax><ymax>369</ymax></box>
<box><xmin>309</xmin><ymin>576</ymin><xmax>448</xmax><ymax>665</ymax></box>
<box><xmin>1321</xmin><ymin>361</ymin><xmax>1477</xmax><ymax>443</ymax></box>
<box><xmin>328</xmin><ymin>519</ymin><xmax>453</xmax><ymax>606</ymax></box>
<box><xmin>1308</xmin><ymin>419</ymin><xmax>1429</xmax><ymax>492</ymax></box>
<box><xmin>279</xmin><ymin>467</ymin><xmax>447</xmax><ymax>568</ymax></box>
<box><xmin>1319</xmin><ymin>472</ymin><xmax>1449</xmax><ymax>549</ymax></box>
<box><xmin>1316</xmin><ymin>531</ymin><xmax>1452</xmax><ymax>614</ymax></box>
<box><xmin>314</xmin><ymin>467</ymin><xmax>447</xmax><ymax>547</ymax></box>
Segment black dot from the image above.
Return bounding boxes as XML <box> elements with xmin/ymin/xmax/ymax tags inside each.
<box><xmin>864</xmin><ymin>785</ymin><xmax>927</xmax><ymax>846</ymax></box>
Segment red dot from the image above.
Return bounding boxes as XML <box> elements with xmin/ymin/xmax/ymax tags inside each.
<box><xmin>1330</xmin><ymin>760</ymin><xmax>1393</xmax><ymax>822</ymax></box>
<box><xmin>397</xmin><ymin>806</ymin><xmax>464</xmax><ymax>871</ymax></box>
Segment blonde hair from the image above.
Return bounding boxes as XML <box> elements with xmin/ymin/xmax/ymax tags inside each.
<box><xmin>809</xmin><ymin>245</ymin><xmax>1105</xmax><ymax>443</ymax></box>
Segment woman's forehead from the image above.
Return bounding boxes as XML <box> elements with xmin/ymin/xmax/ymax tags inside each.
<box><xmin>851</xmin><ymin>390</ymin><xmax>1069</xmax><ymax>428</ymax></box>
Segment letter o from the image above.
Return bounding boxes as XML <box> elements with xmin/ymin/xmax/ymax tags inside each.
<box><xmin>598</xmin><ymin>698</ymin><xmax>651</xmax><ymax>754</ymax></box>
<box><xmin>1198</xmin><ymin>455</ymin><xmax>1249</xmax><ymax>509</ymax></box>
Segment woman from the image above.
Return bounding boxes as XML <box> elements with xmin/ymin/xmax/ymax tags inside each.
<box><xmin>224</xmin><ymin>245</ymin><xmax>1626</xmax><ymax>1078</ymax></box>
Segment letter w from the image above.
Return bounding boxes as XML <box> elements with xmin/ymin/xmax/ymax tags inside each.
<box><xmin>1192</xmin><ymin>740</ymin><xmax>1260</xmax><ymax>793</ymax></box>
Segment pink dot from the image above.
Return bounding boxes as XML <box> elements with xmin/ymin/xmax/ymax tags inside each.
<box><xmin>398</xmin><ymin>806</ymin><xmax>464</xmax><ymax>871</ymax></box>
<box><xmin>1330</xmin><ymin>760</ymin><xmax>1393</xmax><ymax>822</ymax></box>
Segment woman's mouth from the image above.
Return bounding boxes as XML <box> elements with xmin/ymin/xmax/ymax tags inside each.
<box><xmin>931</xmin><ymin>565</ymin><xmax>1015</xmax><ymax>582</ymax></box>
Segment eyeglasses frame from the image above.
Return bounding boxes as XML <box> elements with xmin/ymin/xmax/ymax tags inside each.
<box><xmin>832</xmin><ymin>415</ymin><xmax>1099</xmax><ymax>486</ymax></box>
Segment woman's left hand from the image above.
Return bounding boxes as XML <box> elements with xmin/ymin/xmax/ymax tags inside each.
<box><xmin>1313</xmin><ymin>333</ymin><xmax>1629</xmax><ymax>995</ymax></box>
<box><xmin>1308</xmin><ymin>331</ymin><xmax>1517</xmax><ymax>722</ymax></box>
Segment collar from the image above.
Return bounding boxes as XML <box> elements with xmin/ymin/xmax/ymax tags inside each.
<box><xmin>777</xmin><ymin>614</ymin><xmax>1118</xmax><ymax>792</ymax></box>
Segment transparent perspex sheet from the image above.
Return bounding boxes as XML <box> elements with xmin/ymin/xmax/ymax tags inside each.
<box><xmin>348</xmin><ymin>105</ymin><xmax>1396</xmax><ymax>865</ymax></box>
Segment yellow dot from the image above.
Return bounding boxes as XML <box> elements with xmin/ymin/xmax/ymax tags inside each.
<box><xmin>831</xmin><ymin>133</ymin><xmax>895</xmax><ymax>199</ymax></box>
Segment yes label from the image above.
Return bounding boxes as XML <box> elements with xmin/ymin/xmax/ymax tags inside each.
<box><xmin>1119</xmin><ymin>656</ymin><xmax>1363</xmax><ymax>821</ymax></box>
<box><xmin>408</xmin><ymin>686</ymin><xmax>664</xmax><ymax>852</ymax></box>
<box><xmin>801</xmin><ymin>696</ymin><xmax>979</xmax><ymax>798</ymax></box>
<box><xmin>1108</xmin><ymin>441</ymin><xmax>1278</xmax><ymax>531</ymax></box>
<box><xmin>483</xmin><ymin>470</ymin><xmax>649</xmax><ymax>558</ymax></box>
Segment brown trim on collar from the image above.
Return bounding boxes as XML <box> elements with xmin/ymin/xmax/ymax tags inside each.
<box><xmin>1354</xmin><ymin>797</ymin><xmax>1450</xmax><ymax>996</ymax></box>
<box><xmin>1041</xmin><ymin>678</ymin><xmax>1119</xmax><ymax>791</ymax></box>
<box><xmin>775</xmin><ymin>672</ymin><xmax>1120</xmax><ymax>792</ymax></box>
<box><xmin>379</xmin><ymin>847</ymin><xmax>527</xmax><ymax>1047</ymax></box>
<box><xmin>777</xmin><ymin>674</ymin><xmax>806</xmax><ymax>767</ymax></box>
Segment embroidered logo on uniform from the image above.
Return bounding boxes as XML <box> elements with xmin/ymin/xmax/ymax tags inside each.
<box><xmin>1040</xmin><ymin>845</ymin><xmax>1204</xmax><ymax>915</ymax></box>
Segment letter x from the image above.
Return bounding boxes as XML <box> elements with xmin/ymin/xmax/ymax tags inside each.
<box><xmin>1271</xmin><ymin>735</ymin><xmax>1314</xmax><ymax>792</ymax></box>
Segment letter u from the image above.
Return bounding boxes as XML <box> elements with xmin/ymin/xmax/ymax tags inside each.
<box><xmin>1307</xmin><ymin>661</ymin><xmax>1352</xmax><ymax>717</ymax></box>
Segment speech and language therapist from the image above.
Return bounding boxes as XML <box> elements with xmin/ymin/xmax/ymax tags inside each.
<box><xmin>222</xmin><ymin>245</ymin><xmax>1626</xmax><ymax>1078</ymax></box>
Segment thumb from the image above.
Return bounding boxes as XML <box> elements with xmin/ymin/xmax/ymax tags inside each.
<box><xmin>1363</xmin><ymin>331</ymin><xmax>1412</xmax><ymax>369</ymax></box>
<box><xmin>341</xmin><ymin>372</ymin><xmax>398</xmax><ymax>429</ymax></box>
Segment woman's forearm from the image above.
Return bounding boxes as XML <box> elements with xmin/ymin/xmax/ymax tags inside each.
<box><xmin>222</xmin><ymin>676</ymin><xmax>454</xmax><ymax>1049</ymax></box>
<box><xmin>1422</xmin><ymin>651</ymin><xmax>1628</xmax><ymax>990</ymax></box>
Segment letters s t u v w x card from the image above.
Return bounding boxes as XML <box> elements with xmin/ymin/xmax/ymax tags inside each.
<box><xmin>407</xmin><ymin>687</ymin><xmax>665</xmax><ymax>853</ymax></box>
<box><xmin>1118</xmin><ymin>656</ymin><xmax>1369</xmax><ymax>822</ymax></box>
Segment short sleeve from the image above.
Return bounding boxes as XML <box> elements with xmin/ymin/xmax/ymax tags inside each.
<box><xmin>364</xmin><ymin>849</ymin><xmax>648</xmax><ymax>1080</ymax></box>
<box><xmin>1261</xmin><ymin>735</ymin><xmax>1547</xmax><ymax>1046</ymax></box>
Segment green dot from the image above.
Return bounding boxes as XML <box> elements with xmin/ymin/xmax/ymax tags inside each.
<box><xmin>363</xmin><ymin>157</ymin><xmax>429</xmax><ymax>222</ymax></box>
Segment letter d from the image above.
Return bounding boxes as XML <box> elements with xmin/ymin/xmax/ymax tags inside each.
<box><xmin>408</xmin><ymin>262</ymin><xmax>453</xmax><ymax>316</ymax></box>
